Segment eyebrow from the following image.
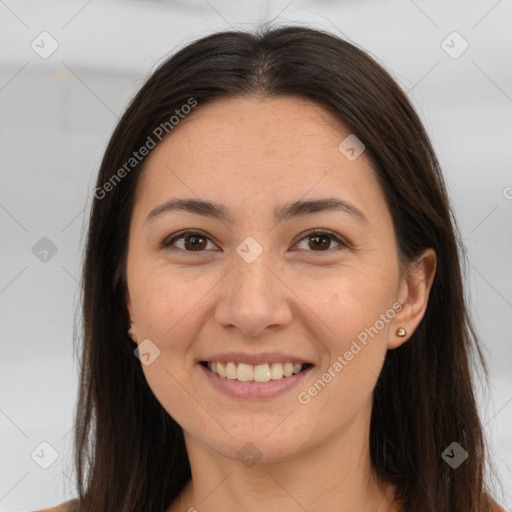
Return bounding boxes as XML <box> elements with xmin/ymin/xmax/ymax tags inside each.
<box><xmin>145</xmin><ymin>197</ymin><xmax>368</xmax><ymax>225</ymax></box>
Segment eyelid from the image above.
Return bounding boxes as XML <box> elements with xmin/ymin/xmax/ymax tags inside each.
<box><xmin>162</xmin><ymin>228</ymin><xmax>351</xmax><ymax>254</ymax></box>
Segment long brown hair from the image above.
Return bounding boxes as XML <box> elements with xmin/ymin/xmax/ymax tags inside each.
<box><xmin>72</xmin><ymin>24</ymin><xmax>501</xmax><ymax>511</ymax></box>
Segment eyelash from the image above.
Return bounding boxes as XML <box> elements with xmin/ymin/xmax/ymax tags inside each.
<box><xmin>162</xmin><ymin>229</ymin><xmax>350</xmax><ymax>255</ymax></box>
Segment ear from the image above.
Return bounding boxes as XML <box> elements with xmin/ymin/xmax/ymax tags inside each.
<box><xmin>125</xmin><ymin>291</ymin><xmax>138</xmax><ymax>344</ymax></box>
<box><xmin>388</xmin><ymin>248</ymin><xmax>437</xmax><ymax>349</ymax></box>
<box><xmin>126</xmin><ymin>290</ymin><xmax>134</xmax><ymax>319</ymax></box>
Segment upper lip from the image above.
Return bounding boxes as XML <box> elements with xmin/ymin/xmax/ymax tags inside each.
<box><xmin>198</xmin><ymin>352</ymin><xmax>314</xmax><ymax>366</ymax></box>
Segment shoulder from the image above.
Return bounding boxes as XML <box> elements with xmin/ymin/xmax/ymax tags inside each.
<box><xmin>32</xmin><ymin>499</ymin><xmax>78</xmax><ymax>512</ymax></box>
<box><xmin>389</xmin><ymin>494</ymin><xmax>505</xmax><ymax>511</ymax></box>
<box><xmin>486</xmin><ymin>493</ymin><xmax>507</xmax><ymax>512</ymax></box>
<box><xmin>491</xmin><ymin>499</ymin><xmax>507</xmax><ymax>512</ymax></box>
<box><xmin>388</xmin><ymin>495</ymin><xmax>402</xmax><ymax>511</ymax></box>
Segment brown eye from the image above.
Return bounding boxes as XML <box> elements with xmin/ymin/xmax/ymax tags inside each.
<box><xmin>182</xmin><ymin>233</ymin><xmax>207</xmax><ymax>251</ymax></box>
<box><xmin>295</xmin><ymin>230</ymin><xmax>348</xmax><ymax>252</ymax></box>
<box><xmin>307</xmin><ymin>234</ymin><xmax>331</xmax><ymax>251</ymax></box>
<box><xmin>163</xmin><ymin>230</ymin><xmax>215</xmax><ymax>253</ymax></box>
<box><xmin>162</xmin><ymin>229</ymin><xmax>348</xmax><ymax>256</ymax></box>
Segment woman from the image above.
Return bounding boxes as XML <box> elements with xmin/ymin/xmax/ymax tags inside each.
<box><xmin>36</xmin><ymin>24</ymin><xmax>505</xmax><ymax>511</ymax></box>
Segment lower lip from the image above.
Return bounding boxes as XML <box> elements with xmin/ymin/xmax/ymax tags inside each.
<box><xmin>198</xmin><ymin>363</ymin><xmax>314</xmax><ymax>399</ymax></box>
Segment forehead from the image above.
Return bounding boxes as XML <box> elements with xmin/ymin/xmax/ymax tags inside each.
<box><xmin>133</xmin><ymin>95</ymin><xmax>386</xmax><ymax>224</ymax></box>
<box><xmin>144</xmin><ymin>95</ymin><xmax>353</xmax><ymax>169</ymax></box>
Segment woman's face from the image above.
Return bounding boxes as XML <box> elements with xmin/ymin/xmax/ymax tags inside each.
<box><xmin>125</xmin><ymin>95</ymin><xmax>429</xmax><ymax>464</ymax></box>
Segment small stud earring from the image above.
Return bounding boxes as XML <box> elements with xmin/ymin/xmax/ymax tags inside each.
<box><xmin>396</xmin><ymin>327</ymin><xmax>407</xmax><ymax>337</ymax></box>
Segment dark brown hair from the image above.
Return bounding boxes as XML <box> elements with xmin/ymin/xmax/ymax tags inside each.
<box><xmin>72</xmin><ymin>24</ymin><xmax>501</xmax><ymax>511</ymax></box>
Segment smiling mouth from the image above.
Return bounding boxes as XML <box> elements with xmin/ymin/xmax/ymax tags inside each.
<box><xmin>200</xmin><ymin>361</ymin><xmax>313</xmax><ymax>382</ymax></box>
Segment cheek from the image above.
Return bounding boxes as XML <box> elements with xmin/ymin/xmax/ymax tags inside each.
<box><xmin>130</xmin><ymin>263</ymin><xmax>200</xmax><ymax>340</ymax></box>
<box><xmin>293</xmin><ymin>284</ymin><xmax>395</xmax><ymax>426</ymax></box>
<box><xmin>300</xmin><ymin>266</ymin><xmax>397</xmax><ymax>347</ymax></box>
<box><xmin>131</xmin><ymin>268</ymin><xmax>202</xmax><ymax>423</ymax></box>
<box><xmin>293</xmin><ymin>268</ymin><xmax>397</xmax><ymax>410</ymax></box>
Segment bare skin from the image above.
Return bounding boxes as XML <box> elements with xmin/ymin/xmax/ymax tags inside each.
<box><xmin>125</xmin><ymin>95</ymin><xmax>436</xmax><ymax>512</ymax></box>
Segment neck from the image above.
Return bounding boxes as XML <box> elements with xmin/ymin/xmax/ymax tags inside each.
<box><xmin>173</xmin><ymin>406</ymin><xmax>396</xmax><ymax>512</ymax></box>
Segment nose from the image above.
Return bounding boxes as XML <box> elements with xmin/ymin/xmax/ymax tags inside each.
<box><xmin>214</xmin><ymin>249</ymin><xmax>293</xmax><ymax>338</ymax></box>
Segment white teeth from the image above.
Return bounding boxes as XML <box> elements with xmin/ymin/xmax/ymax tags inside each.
<box><xmin>254</xmin><ymin>364</ymin><xmax>271</xmax><ymax>382</ymax></box>
<box><xmin>206</xmin><ymin>361</ymin><xmax>307</xmax><ymax>382</ymax></box>
<box><xmin>236</xmin><ymin>363</ymin><xmax>254</xmax><ymax>382</ymax></box>
<box><xmin>225</xmin><ymin>362</ymin><xmax>237</xmax><ymax>380</ymax></box>
<box><xmin>270</xmin><ymin>362</ymin><xmax>284</xmax><ymax>380</ymax></box>
<box><xmin>283</xmin><ymin>362</ymin><xmax>294</xmax><ymax>377</ymax></box>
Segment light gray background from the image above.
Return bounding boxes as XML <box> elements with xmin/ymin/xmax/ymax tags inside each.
<box><xmin>0</xmin><ymin>0</ymin><xmax>511</xmax><ymax>510</ymax></box>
